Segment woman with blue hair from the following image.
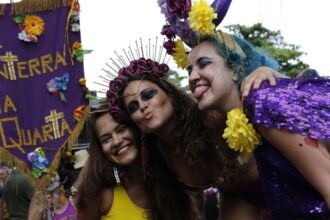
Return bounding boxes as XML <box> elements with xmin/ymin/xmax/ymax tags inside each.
<box><xmin>188</xmin><ymin>30</ymin><xmax>330</xmax><ymax>219</ymax></box>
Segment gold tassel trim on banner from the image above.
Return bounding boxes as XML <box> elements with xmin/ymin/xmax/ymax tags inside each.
<box><xmin>0</xmin><ymin>0</ymin><xmax>71</xmax><ymax>16</ymax></box>
<box><xmin>0</xmin><ymin>4</ymin><xmax>5</xmax><ymax>15</ymax></box>
<box><xmin>48</xmin><ymin>105</ymin><xmax>90</xmax><ymax>175</ymax></box>
<box><xmin>0</xmin><ymin>106</ymin><xmax>90</xmax><ymax>191</ymax></box>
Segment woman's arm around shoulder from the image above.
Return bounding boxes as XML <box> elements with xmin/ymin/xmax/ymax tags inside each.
<box><xmin>257</xmin><ymin>125</ymin><xmax>330</xmax><ymax>209</ymax></box>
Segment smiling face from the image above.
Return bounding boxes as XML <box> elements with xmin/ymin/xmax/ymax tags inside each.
<box><xmin>188</xmin><ymin>41</ymin><xmax>236</xmax><ymax>111</ymax></box>
<box><xmin>95</xmin><ymin>113</ymin><xmax>138</xmax><ymax>166</ymax></box>
<box><xmin>123</xmin><ymin>80</ymin><xmax>174</xmax><ymax>134</ymax></box>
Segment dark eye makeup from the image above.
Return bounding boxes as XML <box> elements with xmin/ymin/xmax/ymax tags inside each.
<box><xmin>187</xmin><ymin>57</ymin><xmax>212</xmax><ymax>76</ymax></box>
<box><xmin>141</xmin><ymin>89</ymin><xmax>158</xmax><ymax>101</ymax></box>
<box><xmin>126</xmin><ymin>88</ymin><xmax>158</xmax><ymax>114</ymax></box>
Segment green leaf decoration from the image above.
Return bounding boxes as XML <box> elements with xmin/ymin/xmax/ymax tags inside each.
<box><xmin>32</xmin><ymin>168</ymin><xmax>42</xmax><ymax>178</ymax></box>
<box><xmin>85</xmin><ymin>93</ymin><xmax>95</xmax><ymax>100</ymax></box>
<box><xmin>74</xmin><ymin>50</ymin><xmax>92</xmax><ymax>62</ymax></box>
<box><xmin>59</xmin><ymin>91</ymin><xmax>66</xmax><ymax>102</ymax></box>
<box><xmin>82</xmin><ymin>49</ymin><xmax>93</xmax><ymax>55</ymax></box>
<box><xmin>13</xmin><ymin>14</ymin><xmax>26</xmax><ymax>23</ymax></box>
<box><xmin>76</xmin><ymin>55</ymin><xmax>84</xmax><ymax>62</ymax></box>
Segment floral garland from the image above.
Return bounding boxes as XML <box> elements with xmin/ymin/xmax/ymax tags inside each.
<box><xmin>13</xmin><ymin>14</ymin><xmax>45</xmax><ymax>43</ymax></box>
<box><xmin>223</xmin><ymin>108</ymin><xmax>262</xmax><ymax>154</ymax></box>
<box><xmin>106</xmin><ymin>58</ymin><xmax>169</xmax><ymax>123</ymax></box>
<box><xmin>46</xmin><ymin>73</ymin><xmax>69</xmax><ymax>102</ymax></box>
<box><xmin>158</xmin><ymin>0</ymin><xmax>231</xmax><ymax>69</ymax></box>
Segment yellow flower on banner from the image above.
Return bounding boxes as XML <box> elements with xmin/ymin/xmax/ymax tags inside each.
<box><xmin>223</xmin><ymin>108</ymin><xmax>261</xmax><ymax>153</ymax></box>
<box><xmin>79</xmin><ymin>78</ymin><xmax>86</xmax><ymax>86</ymax></box>
<box><xmin>24</xmin><ymin>15</ymin><xmax>45</xmax><ymax>36</ymax></box>
<box><xmin>173</xmin><ymin>40</ymin><xmax>188</xmax><ymax>69</ymax></box>
<box><xmin>188</xmin><ymin>0</ymin><xmax>217</xmax><ymax>35</ymax></box>
<box><xmin>72</xmin><ymin>41</ymin><xmax>82</xmax><ymax>53</ymax></box>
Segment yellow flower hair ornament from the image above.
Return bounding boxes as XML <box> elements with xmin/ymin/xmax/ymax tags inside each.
<box><xmin>189</xmin><ymin>0</ymin><xmax>218</xmax><ymax>35</ymax></box>
<box><xmin>223</xmin><ymin>108</ymin><xmax>262</xmax><ymax>154</ymax></box>
<box><xmin>172</xmin><ymin>40</ymin><xmax>189</xmax><ymax>69</ymax></box>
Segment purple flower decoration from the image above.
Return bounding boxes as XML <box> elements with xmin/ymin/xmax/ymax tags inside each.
<box><xmin>109</xmin><ymin>105</ymin><xmax>125</xmax><ymax>123</ymax></box>
<box><xmin>109</xmin><ymin>78</ymin><xmax>125</xmax><ymax>92</ymax></box>
<box><xmin>171</xmin><ymin>17</ymin><xmax>198</xmax><ymax>47</ymax></box>
<box><xmin>47</xmin><ymin>79</ymin><xmax>58</xmax><ymax>93</ymax></box>
<box><xmin>27</xmin><ymin>151</ymin><xmax>36</xmax><ymax>162</ymax></box>
<box><xmin>106</xmin><ymin>89</ymin><xmax>119</xmax><ymax>107</ymax></box>
<box><xmin>166</xmin><ymin>0</ymin><xmax>191</xmax><ymax>19</ymax></box>
<box><xmin>158</xmin><ymin>0</ymin><xmax>171</xmax><ymax>18</ymax></box>
<box><xmin>161</xmin><ymin>24</ymin><xmax>176</xmax><ymax>39</ymax></box>
<box><xmin>163</xmin><ymin>40</ymin><xmax>176</xmax><ymax>54</ymax></box>
<box><xmin>139</xmin><ymin>59</ymin><xmax>156</xmax><ymax>72</ymax></box>
<box><xmin>153</xmin><ymin>63</ymin><xmax>169</xmax><ymax>77</ymax></box>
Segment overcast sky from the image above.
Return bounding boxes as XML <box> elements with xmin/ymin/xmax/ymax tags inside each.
<box><xmin>74</xmin><ymin>0</ymin><xmax>330</xmax><ymax>92</ymax></box>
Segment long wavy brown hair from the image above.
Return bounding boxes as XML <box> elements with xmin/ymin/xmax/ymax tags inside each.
<box><xmin>75</xmin><ymin>107</ymin><xmax>122</xmax><ymax>211</ymax></box>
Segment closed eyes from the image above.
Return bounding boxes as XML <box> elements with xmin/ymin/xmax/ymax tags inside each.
<box><xmin>100</xmin><ymin>135</ymin><xmax>112</xmax><ymax>144</ymax></box>
<box><xmin>99</xmin><ymin>125</ymin><xmax>127</xmax><ymax>144</ymax></box>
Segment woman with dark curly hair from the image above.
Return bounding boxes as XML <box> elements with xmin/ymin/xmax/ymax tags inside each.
<box><xmin>75</xmin><ymin>103</ymin><xmax>195</xmax><ymax>220</ymax></box>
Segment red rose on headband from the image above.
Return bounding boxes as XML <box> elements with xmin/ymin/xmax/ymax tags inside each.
<box><xmin>109</xmin><ymin>106</ymin><xmax>124</xmax><ymax>123</ymax></box>
<box><xmin>139</xmin><ymin>58</ymin><xmax>154</xmax><ymax>72</ymax></box>
<box><xmin>106</xmin><ymin>90</ymin><xmax>119</xmax><ymax>107</ymax></box>
<box><xmin>153</xmin><ymin>63</ymin><xmax>169</xmax><ymax>77</ymax></box>
<box><xmin>118</xmin><ymin>68</ymin><xmax>129</xmax><ymax>79</ymax></box>
<box><xmin>109</xmin><ymin>78</ymin><xmax>124</xmax><ymax>92</ymax></box>
<box><xmin>128</xmin><ymin>60</ymin><xmax>140</xmax><ymax>75</ymax></box>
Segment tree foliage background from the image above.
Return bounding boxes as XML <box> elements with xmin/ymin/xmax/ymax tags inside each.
<box><xmin>166</xmin><ymin>69</ymin><xmax>189</xmax><ymax>91</ymax></box>
<box><xmin>225</xmin><ymin>23</ymin><xmax>309</xmax><ymax>77</ymax></box>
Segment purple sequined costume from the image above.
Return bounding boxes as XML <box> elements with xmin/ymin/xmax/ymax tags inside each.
<box><xmin>244</xmin><ymin>77</ymin><xmax>330</xmax><ymax>219</ymax></box>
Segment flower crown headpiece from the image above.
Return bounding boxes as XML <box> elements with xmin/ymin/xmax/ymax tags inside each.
<box><xmin>97</xmin><ymin>38</ymin><xmax>170</xmax><ymax>123</ymax></box>
<box><xmin>158</xmin><ymin>0</ymin><xmax>245</xmax><ymax>68</ymax></box>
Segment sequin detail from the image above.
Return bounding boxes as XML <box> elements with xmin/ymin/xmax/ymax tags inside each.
<box><xmin>255</xmin><ymin>141</ymin><xmax>329</xmax><ymax>219</ymax></box>
<box><xmin>245</xmin><ymin>77</ymin><xmax>330</xmax><ymax>141</ymax></box>
<box><xmin>243</xmin><ymin>77</ymin><xmax>330</xmax><ymax>219</ymax></box>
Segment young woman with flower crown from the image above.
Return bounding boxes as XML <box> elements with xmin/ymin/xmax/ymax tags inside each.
<box><xmin>187</xmin><ymin>31</ymin><xmax>330</xmax><ymax>219</ymax></box>
<box><xmin>75</xmin><ymin>103</ymin><xmax>195</xmax><ymax>220</ymax></box>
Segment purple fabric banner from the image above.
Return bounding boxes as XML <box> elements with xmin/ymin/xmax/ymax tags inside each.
<box><xmin>0</xmin><ymin>4</ymin><xmax>88</xmax><ymax>175</ymax></box>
